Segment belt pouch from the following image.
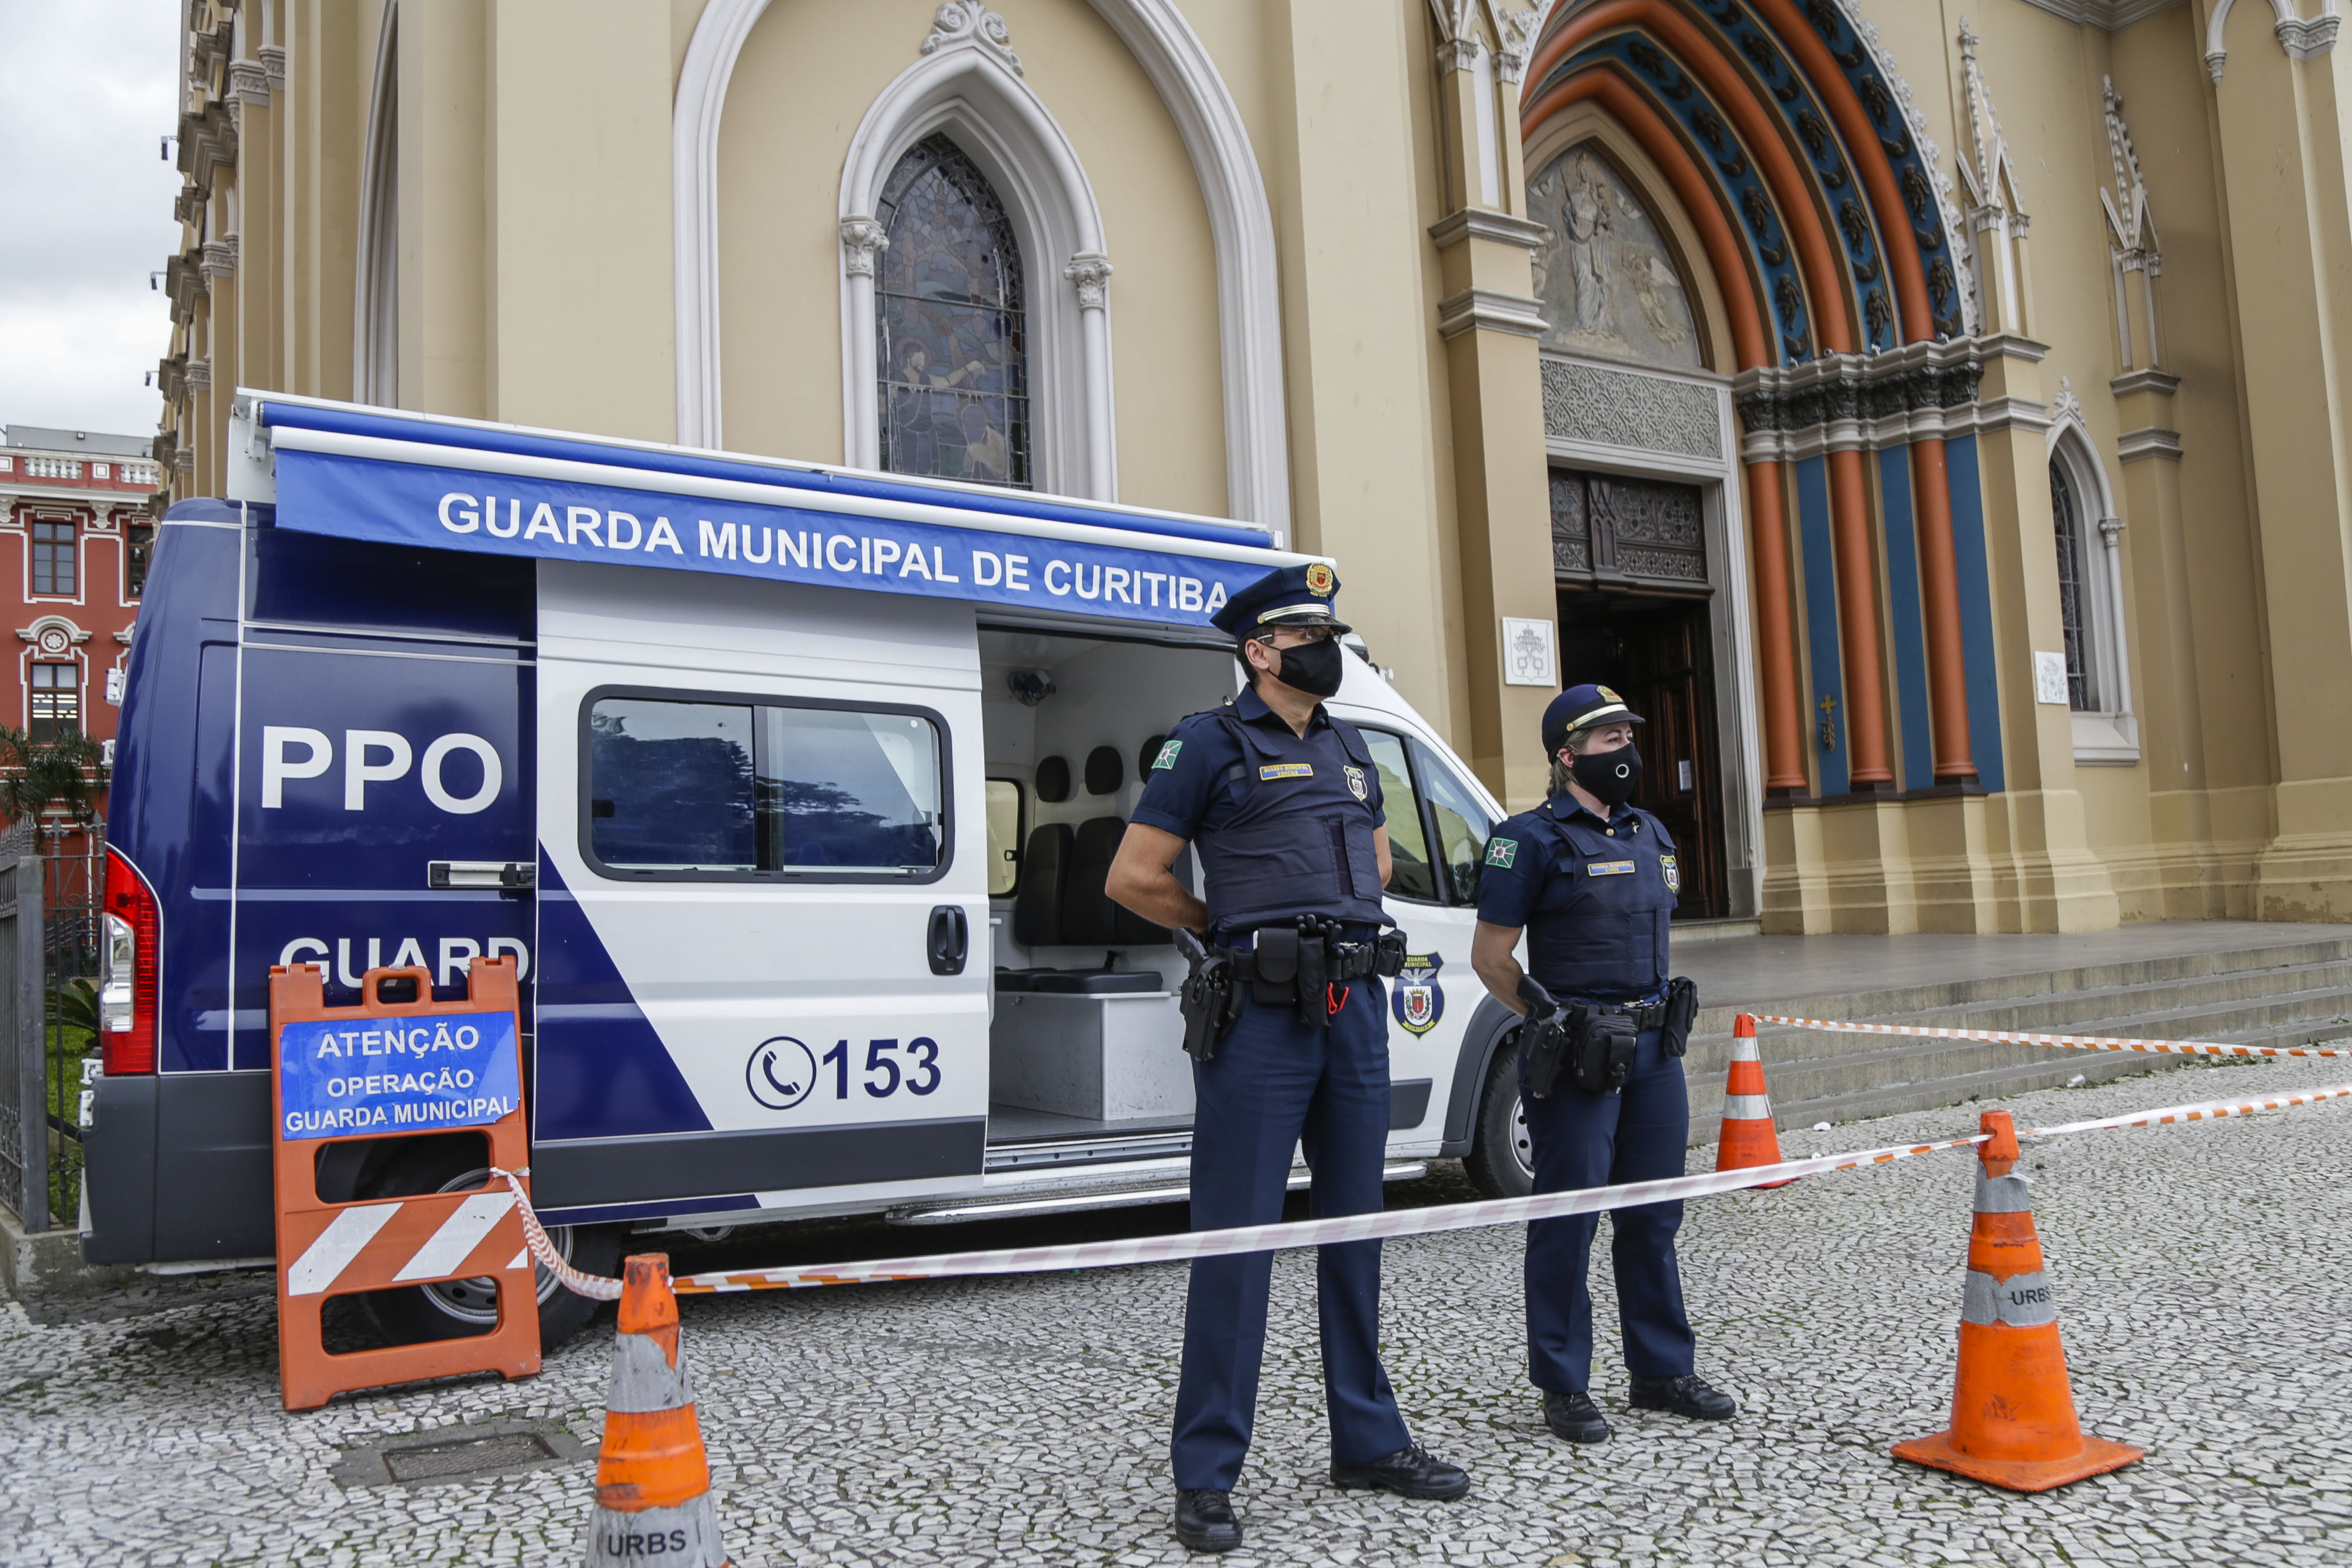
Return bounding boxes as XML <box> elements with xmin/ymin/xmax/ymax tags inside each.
<box><xmin>1571</xmin><ymin>1012</ymin><xmax>1641</xmax><ymax>1095</ymax></box>
<box><xmin>1251</xmin><ymin>927</ymin><xmax>1299</xmax><ymax>1007</ymax></box>
<box><xmin>1662</xmin><ymin>976</ymin><xmax>1698</xmax><ymax>1058</ymax></box>
<box><xmin>1373</xmin><ymin>928</ymin><xmax>1408</xmax><ymax>978</ymax></box>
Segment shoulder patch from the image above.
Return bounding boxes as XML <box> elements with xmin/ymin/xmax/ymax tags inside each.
<box><xmin>1484</xmin><ymin>837</ymin><xmax>1519</xmax><ymax>869</ymax></box>
<box><xmin>1151</xmin><ymin>738</ymin><xmax>1184</xmax><ymax>771</ymax></box>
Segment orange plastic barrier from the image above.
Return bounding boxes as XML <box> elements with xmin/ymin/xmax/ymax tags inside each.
<box><xmin>1892</xmin><ymin>1110</ymin><xmax>2143</xmax><ymax>1491</ymax></box>
<box><xmin>269</xmin><ymin>958</ymin><xmax>540</xmax><ymax>1411</ymax></box>
<box><xmin>583</xmin><ymin>1255</ymin><xmax>730</xmax><ymax>1567</ymax></box>
<box><xmin>1715</xmin><ymin>1013</ymin><xmax>1791</xmax><ymax>1186</ymax></box>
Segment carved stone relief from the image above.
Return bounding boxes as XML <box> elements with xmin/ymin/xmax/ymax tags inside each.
<box><xmin>1541</xmin><ymin>358</ymin><xmax>1720</xmax><ymax>461</ymax></box>
<box><xmin>1529</xmin><ymin>146</ymin><xmax>1700</xmax><ymax>369</ymax></box>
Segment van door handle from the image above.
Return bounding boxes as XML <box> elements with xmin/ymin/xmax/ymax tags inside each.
<box><xmin>927</xmin><ymin>905</ymin><xmax>968</xmax><ymax>977</ymax></box>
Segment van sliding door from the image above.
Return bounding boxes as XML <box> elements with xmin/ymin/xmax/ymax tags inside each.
<box><xmin>529</xmin><ymin>561</ymin><xmax>989</xmax><ymax>1219</ymax></box>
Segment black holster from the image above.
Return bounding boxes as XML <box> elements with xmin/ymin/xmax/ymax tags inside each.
<box><xmin>1661</xmin><ymin>975</ymin><xmax>1698</xmax><ymax>1058</ymax></box>
<box><xmin>1516</xmin><ymin>976</ymin><xmax>1573</xmax><ymax>1099</ymax></box>
<box><xmin>1174</xmin><ymin>928</ymin><xmax>1244</xmax><ymax>1062</ymax></box>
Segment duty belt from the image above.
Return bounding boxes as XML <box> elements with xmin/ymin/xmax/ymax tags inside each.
<box><xmin>1230</xmin><ymin>941</ymin><xmax>1387</xmax><ymax>983</ymax></box>
<box><xmin>1564</xmin><ymin>995</ymin><xmax>1670</xmax><ymax>1030</ymax></box>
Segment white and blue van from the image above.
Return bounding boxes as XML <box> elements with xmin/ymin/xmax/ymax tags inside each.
<box><xmin>83</xmin><ymin>393</ymin><xmax>1528</xmax><ymax>1343</ymax></box>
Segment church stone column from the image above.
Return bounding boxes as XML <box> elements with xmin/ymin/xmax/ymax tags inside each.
<box><xmin>2201</xmin><ymin>15</ymin><xmax>2352</xmax><ymax>919</ymax></box>
<box><xmin>1426</xmin><ymin>13</ymin><xmax>1557</xmax><ymax>810</ymax></box>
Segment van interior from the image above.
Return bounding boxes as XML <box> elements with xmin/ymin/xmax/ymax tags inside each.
<box><xmin>976</xmin><ymin>626</ymin><xmax>1236</xmax><ymax>1158</ymax></box>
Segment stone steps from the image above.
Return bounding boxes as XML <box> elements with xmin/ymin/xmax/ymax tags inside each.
<box><xmin>1674</xmin><ymin>936</ymin><xmax>2352</xmax><ymax>1142</ymax></box>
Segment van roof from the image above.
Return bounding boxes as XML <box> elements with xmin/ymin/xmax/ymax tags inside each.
<box><xmin>240</xmin><ymin>392</ymin><xmax>1316</xmax><ymax>634</ymax></box>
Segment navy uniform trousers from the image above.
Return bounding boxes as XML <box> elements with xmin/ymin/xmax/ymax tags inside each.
<box><xmin>1522</xmin><ymin>1026</ymin><xmax>1698</xmax><ymax>1393</ymax></box>
<box><xmin>1170</xmin><ymin>981</ymin><xmax>1412</xmax><ymax>1490</ymax></box>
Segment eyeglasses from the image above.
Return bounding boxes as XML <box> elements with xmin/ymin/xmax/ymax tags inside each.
<box><xmin>1258</xmin><ymin>625</ymin><xmax>1335</xmax><ymax>646</ymax></box>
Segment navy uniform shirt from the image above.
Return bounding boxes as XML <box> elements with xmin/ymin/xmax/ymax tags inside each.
<box><xmin>1131</xmin><ymin>687</ymin><xmax>1387</xmax><ymax>841</ymax></box>
<box><xmin>1475</xmin><ymin>792</ymin><xmax>1678</xmax><ymax>1001</ymax></box>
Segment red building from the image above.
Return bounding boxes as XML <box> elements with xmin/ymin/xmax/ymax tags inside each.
<box><xmin>0</xmin><ymin>427</ymin><xmax>160</xmax><ymax>788</ymax></box>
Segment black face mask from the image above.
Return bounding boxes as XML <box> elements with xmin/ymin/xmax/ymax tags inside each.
<box><xmin>1271</xmin><ymin>637</ymin><xmax>1345</xmax><ymax>698</ymax></box>
<box><xmin>1570</xmin><ymin>744</ymin><xmax>1643</xmax><ymax>808</ymax></box>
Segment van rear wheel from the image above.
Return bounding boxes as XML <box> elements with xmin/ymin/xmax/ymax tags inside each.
<box><xmin>356</xmin><ymin>1142</ymin><xmax>621</xmax><ymax>1351</ymax></box>
<box><xmin>1464</xmin><ymin>1035</ymin><xmax>1535</xmax><ymax>1200</ymax></box>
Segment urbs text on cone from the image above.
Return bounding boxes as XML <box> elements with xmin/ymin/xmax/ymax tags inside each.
<box><xmin>1715</xmin><ymin>1014</ymin><xmax>1793</xmax><ymax>1188</ymax></box>
<box><xmin>1891</xmin><ymin>1111</ymin><xmax>2142</xmax><ymax>1492</ymax></box>
<box><xmin>584</xmin><ymin>1255</ymin><xmax>731</xmax><ymax>1567</ymax></box>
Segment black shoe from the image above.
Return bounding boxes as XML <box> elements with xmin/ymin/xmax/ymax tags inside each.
<box><xmin>1174</xmin><ymin>1489</ymin><xmax>1241</xmax><ymax>1553</ymax></box>
<box><xmin>1330</xmin><ymin>1443</ymin><xmax>1471</xmax><ymax>1500</ymax></box>
<box><xmin>1543</xmin><ymin>1390</ymin><xmax>1611</xmax><ymax>1443</ymax></box>
<box><xmin>1628</xmin><ymin>1372</ymin><xmax>1738</xmax><ymax>1420</ymax></box>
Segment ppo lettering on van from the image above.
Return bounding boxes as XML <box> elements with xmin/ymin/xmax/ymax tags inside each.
<box><xmin>278</xmin><ymin>935</ymin><xmax>531</xmax><ymax>988</ymax></box>
<box><xmin>260</xmin><ymin>726</ymin><xmax>504</xmax><ymax>813</ymax></box>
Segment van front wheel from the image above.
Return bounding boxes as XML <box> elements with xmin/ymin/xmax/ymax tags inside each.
<box><xmin>1464</xmin><ymin>1034</ymin><xmax>1536</xmax><ymax>1200</ymax></box>
<box><xmin>356</xmin><ymin>1142</ymin><xmax>622</xmax><ymax>1351</ymax></box>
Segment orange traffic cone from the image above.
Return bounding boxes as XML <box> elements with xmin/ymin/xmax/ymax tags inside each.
<box><xmin>1715</xmin><ymin>1014</ymin><xmax>1791</xmax><ymax>1186</ymax></box>
<box><xmin>583</xmin><ymin>1255</ymin><xmax>731</xmax><ymax>1567</ymax></box>
<box><xmin>1892</xmin><ymin>1111</ymin><xmax>2143</xmax><ymax>1492</ymax></box>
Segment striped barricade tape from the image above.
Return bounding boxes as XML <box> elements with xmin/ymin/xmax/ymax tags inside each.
<box><xmin>1755</xmin><ymin>1013</ymin><xmax>2352</xmax><ymax>1061</ymax></box>
<box><xmin>284</xmin><ymin>1189</ymin><xmax>531</xmax><ymax>1298</ymax></box>
<box><xmin>490</xmin><ymin>1079</ymin><xmax>2352</xmax><ymax>1300</ymax></box>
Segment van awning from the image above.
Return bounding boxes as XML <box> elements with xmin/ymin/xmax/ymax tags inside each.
<box><xmin>240</xmin><ymin>393</ymin><xmax>1315</xmax><ymax>632</ymax></box>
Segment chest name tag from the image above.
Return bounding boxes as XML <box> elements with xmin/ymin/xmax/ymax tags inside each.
<box><xmin>1259</xmin><ymin>763</ymin><xmax>1314</xmax><ymax>780</ymax></box>
<box><xmin>1586</xmin><ymin>860</ymin><xmax>1638</xmax><ymax>877</ymax></box>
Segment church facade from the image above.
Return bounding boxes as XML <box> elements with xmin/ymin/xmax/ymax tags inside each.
<box><xmin>158</xmin><ymin>0</ymin><xmax>2352</xmax><ymax>932</ymax></box>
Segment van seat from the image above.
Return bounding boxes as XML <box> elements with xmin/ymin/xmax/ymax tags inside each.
<box><xmin>1013</xmin><ymin>822</ymin><xmax>1073</xmax><ymax>948</ymax></box>
<box><xmin>1063</xmin><ymin>816</ymin><xmax>1170</xmax><ymax>947</ymax></box>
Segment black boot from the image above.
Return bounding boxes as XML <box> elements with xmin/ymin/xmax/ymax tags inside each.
<box><xmin>1628</xmin><ymin>1372</ymin><xmax>1737</xmax><ymax>1420</ymax></box>
<box><xmin>1543</xmin><ymin>1390</ymin><xmax>1611</xmax><ymax>1443</ymax></box>
<box><xmin>1174</xmin><ymin>1489</ymin><xmax>1241</xmax><ymax>1553</ymax></box>
<box><xmin>1330</xmin><ymin>1443</ymin><xmax>1471</xmax><ymax>1500</ymax></box>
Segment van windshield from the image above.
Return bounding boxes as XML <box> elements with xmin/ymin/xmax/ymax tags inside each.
<box><xmin>587</xmin><ymin>696</ymin><xmax>944</xmax><ymax>877</ymax></box>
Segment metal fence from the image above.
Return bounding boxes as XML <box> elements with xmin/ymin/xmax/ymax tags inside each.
<box><xmin>0</xmin><ymin>819</ymin><xmax>106</xmax><ymax>1234</ymax></box>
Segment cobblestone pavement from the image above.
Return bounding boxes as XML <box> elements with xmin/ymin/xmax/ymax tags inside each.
<box><xmin>4</xmin><ymin>1055</ymin><xmax>2350</xmax><ymax>1567</ymax></box>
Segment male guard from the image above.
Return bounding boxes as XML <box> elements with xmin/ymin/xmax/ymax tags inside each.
<box><xmin>1108</xmin><ymin>564</ymin><xmax>1469</xmax><ymax>1554</ymax></box>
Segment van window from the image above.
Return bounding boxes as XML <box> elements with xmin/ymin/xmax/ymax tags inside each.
<box><xmin>589</xmin><ymin>699</ymin><xmax>757</xmax><ymax>870</ymax></box>
<box><xmin>1359</xmin><ymin>729</ymin><xmax>1438</xmax><ymax>902</ymax></box>
<box><xmin>985</xmin><ymin>779</ymin><xmax>1023</xmax><ymax>896</ymax></box>
<box><xmin>1410</xmin><ymin>737</ymin><xmax>1495</xmax><ymax>905</ymax></box>
<box><xmin>587</xmin><ymin>695</ymin><xmax>945</xmax><ymax>877</ymax></box>
<box><xmin>757</xmin><ymin>708</ymin><xmax>943</xmax><ymax>871</ymax></box>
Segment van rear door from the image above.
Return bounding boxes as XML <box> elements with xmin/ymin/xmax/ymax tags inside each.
<box><xmin>529</xmin><ymin>561</ymin><xmax>989</xmax><ymax>1221</ymax></box>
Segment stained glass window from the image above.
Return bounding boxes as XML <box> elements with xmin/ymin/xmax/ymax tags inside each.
<box><xmin>2050</xmin><ymin>459</ymin><xmax>2097</xmax><ymax>712</ymax></box>
<box><xmin>876</xmin><ymin>134</ymin><xmax>1030</xmax><ymax>489</ymax></box>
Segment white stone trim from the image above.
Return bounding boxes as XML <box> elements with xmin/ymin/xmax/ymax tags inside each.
<box><xmin>2046</xmin><ymin>397</ymin><xmax>2138</xmax><ymax>763</ymax></box>
<box><xmin>352</xmin><ymin>0</ymin><xmax>399</xmax><ymax>406</ymax></box>
<box><xmin>2015</xmin><ymin>0</ymin><xmax>2187</xmax><ymax>26</ymax></box>
<box><xmin>836</xmin><ymin>21</ymin><xmax>1112</xmax><ymax>500</ymax></box>
<box><xmin>672</xmin><ymin>0</ymin><xmax>1291</xmax><ymax>531</ymax></box>
<box><xmin>2116</xmin><ymin>425</ymin><xmax>2183</xmax><ymax>463</ymax></box>
<box><xmin>2206</xmin><ymin>0</ymin><xmax>2341</xmax><ymax>82</ymax></box>
<box><xmin>1428</xmin><ymin>208</ymin><xmax>1548</xmax><ymax>250</ymax></box>
<box><xmin>1436</xmin><ymin>287</ymin><xmax>1548</xmax><ymax>340</ymax></box>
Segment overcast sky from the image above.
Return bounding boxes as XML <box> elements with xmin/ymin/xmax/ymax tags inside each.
<box><xmin>0</xmin><ymin>1</ymin><xmax>182</xmax><ymax>439</ymax></box>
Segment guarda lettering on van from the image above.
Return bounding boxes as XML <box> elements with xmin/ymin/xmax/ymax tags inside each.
<box><xmin>432</xmin><ymin>493</ymin><xmax>1231</xmax><ymax>617</ymax></box>
<box><xmin>278</xmin><ymin>937</ymin><xmax>532</xmax><ymax>989</ymax></box>
<box><xmin>260</xmin><ymin>727</ymin><xmax>503</xmax><ymax>814</ymax></box>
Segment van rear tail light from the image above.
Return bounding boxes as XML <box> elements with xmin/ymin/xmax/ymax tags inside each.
<box><xmin>99</xmin><ymin>848</ymin><xmax>159</xmax><ymax>1075</ymax></box>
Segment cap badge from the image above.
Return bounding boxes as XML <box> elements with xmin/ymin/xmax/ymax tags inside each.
<box><xmin>1596</xmin><ymin>684</ymin><xmax>1623</xmax><ymax>704</ymax></box>
<box><xmin>1304</xmin><ymin>563</ymin><xmax>1335</xmax><ymax>597</ymax></box>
